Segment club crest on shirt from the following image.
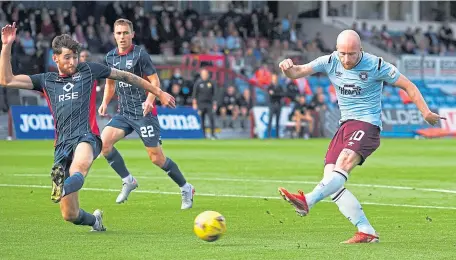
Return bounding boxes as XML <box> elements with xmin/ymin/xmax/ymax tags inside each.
<box><xmin>72</xmin><ymin>72</ymin><xmax>81</xmax><ymax>82</ymax></box>
<box><xmin>126</xmin><ymin>60</ymin><xmax>133</xmax><ymax>69</ymax></box>
<box><xmin>359</xmin><ymin>71</ymin><xmax>368</xmax><ymax>81</ymax></box>
<box><xmin>207</xmin><ymin>82</ymin><xmax>212</xmax><ymax>88</ymax></box>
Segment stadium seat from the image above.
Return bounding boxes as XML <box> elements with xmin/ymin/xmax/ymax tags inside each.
<box><xmin>308</xmin><ymin>76</ymin><xmax>319</xmax><ymax>87</ymax></box>
<box><xmin>435</xmin><ymin>96</ymin><xmax>446</xmax><ymax>105</ymax></box>
<box><xmin>317</xmin><ymin>77</ymin><xmax>331</xmax><ymax>87</ymax></box>
<box><xmin>429</xmin><ymin>88</ymin><xmax>442</xmax><ymax>95</ymax></box>
<box><xmin>388</xmin><ymin>95</ymin><xmax>401</xmax><ymax>103</ymax></box>
<box><xmin>445</xmin><ymin>95</ymin><xmax>456</xmax><ymax>104</ymax></box>
<box><xmin>394</xmin><ymin>103</ymin><xmax>405</xmax><ymax>109</ymax></box>
<box><xmin>404</xmin><ymin>103</ymin><xmax>416</xmax><ymax>110</ymax></box>
<box><xmin>420</xmin><ymin>88</ymin><xmax>431</xmax><ymax>95</ymax></box>
<box><xmin>413</xmin><ymin>80</ymin><xmax>426</xmax><ymax>88</ymax></box>
<box><xmin>383</xmin><ymin>103</ymin><xmax>394</xmax><ymax>109</ymax></box>
<box><xmin>424</xmin><ymin>96</ymin><xmax>435</xmax><ymax>103</ymax></box>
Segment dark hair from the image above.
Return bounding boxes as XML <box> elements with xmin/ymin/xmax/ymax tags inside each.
<box><xmin>52</xmin><ymin>34</ymin><xmax>80</xmax><ymax>55</ymax></box>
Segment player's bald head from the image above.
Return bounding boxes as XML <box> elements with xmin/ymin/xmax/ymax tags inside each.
<box><xmin>336</xmin><ymin>30</ymin><xmax>361</xmax><ymax>50</ymax></box>
<box><xmin>336</xmin><ymin>30</ymin><xmax>363</xmax><ymax>69</ymax></box>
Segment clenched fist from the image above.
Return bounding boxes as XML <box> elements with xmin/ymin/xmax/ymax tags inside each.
<box><xmin>279</xmin><ymin>58</ymin><xmax>294</xmax><ymax>72</ymax></box>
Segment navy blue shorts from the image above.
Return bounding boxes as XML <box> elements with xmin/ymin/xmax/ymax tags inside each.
<box><xmin>106</xmin><ymin>114</ymin><xmax>162</xmax><ymax>147</ymax></box>
<box><xmin>54</xmin><ymin>133</ymin><xmax>102</xmax><ymax>175</ymax></box>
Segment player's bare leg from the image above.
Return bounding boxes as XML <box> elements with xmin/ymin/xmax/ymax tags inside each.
<box><xmin>101</xmin><ymin>126</ymin><xmax>138</xmax><ymax>203</ymax></box>
<box><xmin>51</xmin><ymin>142</ymin><xmax>93</xmax><ymax>202</ymax></box>
<box><xmin>58</xmin><ymin>142</ymin><xmax>105</xmax><ymax>231</ymax></box>
<box><xmin>146</xmin><ymin>146</ymin><xmax>194</xmax><ymax>209</ymax></box>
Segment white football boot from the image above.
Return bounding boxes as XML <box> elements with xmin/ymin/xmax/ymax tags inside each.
<box><xmin>91</xmin><ymin>209</ymin><xmax>106</xmax><ymax>231</ymax></box>
<box><xmin>181</xmin><ymin>183</ymin><xmax>195</xmax><ymax>210</ymax></box>
<box><xmin>116</xmin><ymin>178</ymin><xmax>138</xmax><ymax>203</ymax></box>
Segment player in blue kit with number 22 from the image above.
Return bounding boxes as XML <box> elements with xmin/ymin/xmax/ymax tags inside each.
<box><xmin>278</xmin><ymin>30</ymin><xmax>445</xmax><ymax>243</ymax></box>
<box><xmin>0</xmin><ymin>22</ymin><xmax>175</xmax><ymax>232</ymax></box>
<box><xmin>98</xmin><ymin>19</ymin><xmax>194</xmax><ymax>209</ymax></box>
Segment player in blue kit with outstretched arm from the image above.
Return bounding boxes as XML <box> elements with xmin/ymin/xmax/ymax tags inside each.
<box><xmin>0</xmin><ymin>23</ymin><xmax>175</xmax><ymax>231</ymax></box>
<box><xmin>278</xmin><ymin>30</ymin><xmax>445</xmax><ymax>243</ymax></box>
<box><xmin>98</xmin><ymin>19</ymin><xmax>194</xmax><ymax>209</ymax></box>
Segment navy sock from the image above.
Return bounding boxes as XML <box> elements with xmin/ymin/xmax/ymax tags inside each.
<box><xmin>72</xmin><ymin>209</ymin><xmax>96</xmax><ymax>226</ymax></box>
<box><xmin>63</xmin><ymin>172</ymin><xmax>84</xmax><ymax>196</ymax></box>
<box><xmin>161</xmin><ymin>157</ymin><xmax>186</xmax><ymax>187</ymax></box>
<box><xmin>105</xmin><ymin>147</ymin><xmax>131</xmax><ymax>179</ymax></box>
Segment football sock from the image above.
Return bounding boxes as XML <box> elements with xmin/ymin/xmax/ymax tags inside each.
<box><xmin>332</xmin><ymin>188</ymin><xmax>376</xmax><ymax>235</ymax></box>
<box><xmin>180</xmin><ymin>183</ymin><xmax>191</xmax><ymax>192</ymax></box>
<box><xmin>105</xmin><ymin>147</ymin><xmax>131</xmax><ymax>179</ymax></box>
<box><xmin>72</xmin><ymin>209</ymin><xmax>96</xmax><ymax>226</ymax></box>
<box><xmin>306</xmin><ymin>169</ymin><xmax>348</xmax><ymax>208</ymax></box>
<box><xmin>62</xmin><ymin>172</ymin><xmax>84</xmax><ymax>197</ymax></box>
<box><xmin>161</xmin><ymin>157</ymin><xmax>186</xmax><ymax>187</ymax></box>
<box><xmin>121</xmin><ymin>175</ymin><xmax>134</xmax><ymax>184</ymax></box>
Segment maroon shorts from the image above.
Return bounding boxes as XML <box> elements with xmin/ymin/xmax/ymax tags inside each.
<box><xmin>325</xmin><ymin>120</ymin><xmax>381</xmax><ymax>166</ymax></box>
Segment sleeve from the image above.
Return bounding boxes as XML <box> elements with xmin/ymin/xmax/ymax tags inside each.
<box><xmin>192</xmin><ymin>80</ymin><xmax>199</xmax><ymax>99</ymax></box>
<box><xmin>86</xmin><ymin>62</ymin><xmax>112</xmax><ymax>79</ymax></box>
<box><xmin>28</xmin><ymin>73</ymin><xmax>44</xmax><ymax>92</ymax></box>
<box><xmin>308</xmin><ymin>54</ymin><xmax>332</xmax><ymax>73</ymax></box>
<box><xmin>104</xmin><ymin>54</ymin><xmax>110</xmax><ymax>66</ymax></box>
<box><xmin>377</xmin><ymin>59</ymin><xmax>401</xmax><ymax>85</ymax></box>
<box><xmin>139</xmin><ymin>49</ymin><xmax>157</xmax><ymax>76</ymax></box>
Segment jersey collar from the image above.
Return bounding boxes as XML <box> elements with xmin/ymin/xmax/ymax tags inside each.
<box><xmin>117</xmin><ymin>44</ymin><xmax>135</xmax><ymax>56</ymax></box>
<box><xmin>352</xmin><ymin>52</ymin><xmax>364</xmax><ymax>69</ymax></box>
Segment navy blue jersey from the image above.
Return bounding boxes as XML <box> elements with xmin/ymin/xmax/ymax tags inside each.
<box><xmin>29</xmin><ymin>62</ymin><xmax>111</xmax><ymax>145</ymax></box>
<box><xmin>105</xmin><ymin>45</ymin><xmax>157</xmax><ymax>119</ymax></box>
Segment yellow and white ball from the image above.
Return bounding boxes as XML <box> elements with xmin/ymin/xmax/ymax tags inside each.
<box><xmin>193</xmin><ymin>211</ymin><xmax>227</xmax><ymax>242</ymax></box>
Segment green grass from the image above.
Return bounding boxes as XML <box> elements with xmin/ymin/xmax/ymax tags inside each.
<box><xmin>1</xmin><ymin>139</ymin><xmax>456</xmax><ymax>259</ymax></box>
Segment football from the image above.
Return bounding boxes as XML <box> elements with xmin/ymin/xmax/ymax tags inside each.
<box><xmin>193</xmin><ymin>211</ymin><xmax>227</xmax><ymax>242</ymax></box>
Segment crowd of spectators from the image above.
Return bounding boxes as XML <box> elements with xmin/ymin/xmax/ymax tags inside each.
<box><xmin>1</xmin><ymin>1</ymin><xmax>332</xmax><ymax>135</ymax></box>
<box><xmin>353</xmin><ymin>21</ymin><xmax>456</xmax><ymax>56</ymax></box>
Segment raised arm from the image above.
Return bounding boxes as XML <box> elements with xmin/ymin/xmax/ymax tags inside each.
<box><xmin>108</xmin><ymin>68</ymin><xmax>175</xmax><ymax>108</ymax></box>
<box><xmin>279</xmin><ymin>58</ymin><xmax>316</xmax><ymax>79</ymax></box>
<box><xmin>0</xmin><ymin>23</ymin><xmax>34</xmax><ymax>90</ymax></box>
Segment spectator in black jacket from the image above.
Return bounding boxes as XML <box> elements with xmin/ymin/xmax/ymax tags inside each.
<box><xmin>267</xmin><ymin>73</ymin><xmax>284</xmax><ymax>138</ymax></box>
<box><xmin>192</xmin><ymin>69</ymin><xmax>218</xmax><ymax>139</ymax></box>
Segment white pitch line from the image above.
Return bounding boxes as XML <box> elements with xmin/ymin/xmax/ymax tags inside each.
<box><xmin>1</xmin><ymin>183</ymin><xmax>456</xmax><ymax>210</ymax></box>
<box><xmin>11</xmin><ymin>174</ymin><xmax>456</xmax><ymax>195</ymax></box>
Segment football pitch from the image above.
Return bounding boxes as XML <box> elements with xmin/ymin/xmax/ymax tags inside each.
<box><xmin>0</xmin><ymin>139</ymin><xmax>455</xmax><ymax>260</ymax></box>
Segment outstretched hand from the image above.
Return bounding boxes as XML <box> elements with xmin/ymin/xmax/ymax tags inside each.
<box><xmin>1</xmin><ymin>22</ymin><xmax>17</xmax><ymax>45</ymax></box>
<box><xmin>424</xmin><ymin>111</ymin><xmax>446</xmax><ymax>126</ymax></box>
<box><xmin>159</xmin><ymin>91</ymin><xmax>176</xmax><ymax>108</ymax></box>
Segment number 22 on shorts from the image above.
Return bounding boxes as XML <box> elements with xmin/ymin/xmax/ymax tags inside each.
<box><xmin>140</xmin><ymin>125</ymin><xmax>155</xmax><ymax>137</ymax></box>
